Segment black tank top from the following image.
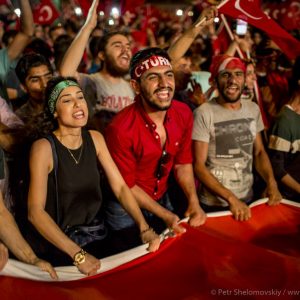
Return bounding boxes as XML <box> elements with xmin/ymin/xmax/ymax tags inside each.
<box><xmin>45</xmin><ymin>130</ymin><xmax>103</xmax><ymax>230</ymax></box>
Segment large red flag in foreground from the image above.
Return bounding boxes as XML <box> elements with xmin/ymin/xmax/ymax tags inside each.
<box><xmin>1</xmin><ymin>199</ymin><xmax>300</xmax><ymax>300</ymax></box>
<box><xmin>218</xmin><ymin>0</ymin><xmax>300</xmax><ymax>60</ymax></box>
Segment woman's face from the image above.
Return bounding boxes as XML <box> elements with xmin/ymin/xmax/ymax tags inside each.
<box><xmin>55</xmin><ymin>85</ymin><xmax>88</xmax><ymax>128</ymax></box>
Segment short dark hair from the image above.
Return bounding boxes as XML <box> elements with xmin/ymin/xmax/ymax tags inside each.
<box><xmin>15</xmin><ymin>53</ymin><xmax>53</xmax><ymax>84</ymax></box>
<box><xmin>129</xmin><ymin>47</ymin><xmax>171</xmax><ymax>80</ymax></box>
<box><xmin>95</xmin><ymin>31</ymin><xmax>128</xmax><ymax>54</ymax></box>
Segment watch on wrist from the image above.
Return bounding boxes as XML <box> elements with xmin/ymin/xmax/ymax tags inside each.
<box><xmin>73</xmin><ymin>249</ymin><xmax>87</xmax><ymax>266</ymax></box>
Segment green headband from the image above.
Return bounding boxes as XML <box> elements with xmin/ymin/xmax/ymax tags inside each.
<box><xmin>48</xmin><ymin>80</ymin><xmax>80</xmax><ymax>114</ymax></box>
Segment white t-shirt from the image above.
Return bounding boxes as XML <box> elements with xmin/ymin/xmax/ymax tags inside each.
<box><xmin>80</xmin><ymin>72</ymin><xmax>134</xmax><ymax>113</ymax></box>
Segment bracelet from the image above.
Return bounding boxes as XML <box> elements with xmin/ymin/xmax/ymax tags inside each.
<box><xmin>140</xmin><ymin>227</ymin><xmax>153</xmax><ymax>235</ymax></box>
<box><xmin>73</xmin><ymin>249</ymin><xmax>87</xmax><ymax>266</ymax></box>
<box><xmin>140</xmin><ymin>227</ymin><xmax>155</xmax><ymax>243</ymax></box>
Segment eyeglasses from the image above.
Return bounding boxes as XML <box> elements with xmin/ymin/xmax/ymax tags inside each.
<box><xmin>156</xmin><ymin>150</ymin><xmax>171</xmax><ymax>179</ymax></box>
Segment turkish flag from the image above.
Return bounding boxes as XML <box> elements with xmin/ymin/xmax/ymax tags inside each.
<box><xmin>218</xmin><ymin>0</ymin><xmax>300</xmax><ymax>60</ymax></box>
<box><xmin>32</xmin><ymin>0</ymin><xmax>60</xmax><ymax>25</ymax></box>
<box><xmin>278</xmin><ymin>0</ymin><xmax>300</xmax><ymax>31</ymax></box>
<box><xmin>212</xmin><ymin>21</ymin><xmax>231</xmax><ymax>56</ymax></box>
<box><xmin>1</xmin><ymin>200</ymin><xmax>300</xmax><ymax>299</ymax></box>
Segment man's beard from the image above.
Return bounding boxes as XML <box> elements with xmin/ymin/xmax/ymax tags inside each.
<box><xmin>217</xmin><ymin>81</ymin><xmax>244</xmax><ymax>103</ymax></box>
<box><xmin>104</xmin><ymin>53</ymin><xmax>129</xmax><ymax>77</ymax></box>
<box><xmin>140</xmin><ymin>88</ymin><xmax>173</xmax><ymax>111</ymax></box>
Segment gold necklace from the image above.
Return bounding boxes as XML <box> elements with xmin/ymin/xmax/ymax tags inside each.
<box><xmin>67</xmin><ymin>144</ymin><xmax>83</xmax><ymax>165</ymax></box>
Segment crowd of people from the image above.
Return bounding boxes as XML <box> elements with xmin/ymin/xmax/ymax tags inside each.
<box><xmin>0</xmin><ymin>0</ymin><xmax>299</xmax><ymax>280</ymax></box>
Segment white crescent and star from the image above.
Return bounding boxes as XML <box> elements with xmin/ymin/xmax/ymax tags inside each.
<box><xmin>234</xmin><ymin>0</ymin><xmax>262</xmax><ymax>20</ymax></box>
<box><xmin>38</xmin><ymin>5</ymin><xmax>53</xmax><ymax>22</ymax></box>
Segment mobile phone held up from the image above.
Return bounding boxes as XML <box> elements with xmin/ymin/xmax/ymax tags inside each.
<box><xmin>236</xmin><ymin>19</ymin><xmax>248</xmax><ymax>36</ymax></box>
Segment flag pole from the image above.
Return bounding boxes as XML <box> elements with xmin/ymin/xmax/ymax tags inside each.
<box><xmin>194</xmin><ymin>0</ymin><xmax>231</xmax><ymax>28</ymax></box>
<box><xmin>220</xmin><ymin>16</ymin><xmax>268</xmax><ymax>129</ymax></box>
<box><xmin>220</xmin><ymin>14</ymin><xmax>245</xmax><ymax>59</ymax></box>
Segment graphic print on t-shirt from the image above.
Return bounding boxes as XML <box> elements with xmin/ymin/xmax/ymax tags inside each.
<box><xmin>209</xmin><ymin>118</ymin><xmax>256</xmax><ymax>200</ymax></box>
<box><xmin>215</xmin><ymin>118</ymin><xmax>255</xmax><ymax>159</ymax></box>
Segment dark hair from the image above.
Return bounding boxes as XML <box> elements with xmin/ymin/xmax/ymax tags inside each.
<box><xmin>23</xmin><ymin>76</ymin><xmax>80</xmax><ymax>141</ymax></box>
<box><xmin>2</xmin><ymin>29</ymin><xmax>18</xmax><ymax>47</ymax></box>
<box><xmin>17</xmin><ymin>76</ymin><xmax>80</xmax><ymax>144</ymax></box>
<box><xmin>96</xmin><ymin>31</ymin><xmax>128</xmax><ymax>53</ymax></box>
<box><xmin>289</xmin><ymin>55</ymin><xmax>300</xmax><ymax>96</ymax></box>
<box><xmin>89</xmin><ymin>36</ymin><xmax>102</xmax><ymax>59</ymax></box>
<box><xmin>15</xmin><ymin>53</ymin><xmax>53</xmax><ymax>84</ymax></box>
<box><xmin>44</xmin><ymin>75</ymin><xmax>79</xmax><ymax>110</ymax></box>
<box><xmin>24</xmin><ymin>38</ymin><xmax>53</xmax><ymax>59</ymax></box>
<box><xmin>129</xmin><ymin>47</ymin><xmax>171</xmax><ymax>80</ymax></box>
<box><xmin>49</xmin><ymin>22</ymin><xmax>65</xmax><ymax>39</ymax></box>
<box><xmin>53</xmin><ymin>34</ymin><xmax>73</xmax><ymax>70</ymax></box>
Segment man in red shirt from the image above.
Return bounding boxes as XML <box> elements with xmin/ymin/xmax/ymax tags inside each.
<box><xmin>105</xmin><ymin>48</ymin><xmax>206</xmax><ymax>235</ymax></box>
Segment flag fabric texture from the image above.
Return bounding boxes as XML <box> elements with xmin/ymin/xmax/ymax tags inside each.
<box><xmin>212</xmin><ymin>21</ymin><xmax>231</xmax><ymax>56</ymax></box>
<box><xmin>218</xmin><ymin>0</ymin><xmax>300</xmax><ymax>60</ymax></box>
<box><xmin>1</xmin><ymin>199</ymin><xmax>300</xmax><ymax>300</ymax></box>
<box><xmin>263</xmin><ymin>0</ymin><xmax>300</xmax><ymax>32</ymax></box>
<box><xmin>32</xmin><ymin>0</ymin><xmax>60</xmax><ymax>25</ymax></box>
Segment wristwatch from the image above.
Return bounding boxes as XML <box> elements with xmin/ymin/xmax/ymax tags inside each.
<box><xmin>73</xmin><ymin>249</ymin><xmax>87</xmax><ymax>266</ymax></box>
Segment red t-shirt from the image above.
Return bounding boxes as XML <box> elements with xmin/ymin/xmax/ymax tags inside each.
<box><xmin>105</xmin><ymin>96</ymin><xmax>193</xmax><ymax>200</ymax></box>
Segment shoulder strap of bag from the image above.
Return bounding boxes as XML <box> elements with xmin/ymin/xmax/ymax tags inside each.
<box><xmin>45</xmin><ymin>134</ymin><xmax>60</xmax><ymax>225</ymax></box>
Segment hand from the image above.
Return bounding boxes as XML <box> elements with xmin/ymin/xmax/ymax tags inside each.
<box><xmin>164</xmin><ymin>212</ymin><xmax>186</xmax><ymax>235</ymax></box>
<box><xmin>195</xmin><ymin>6</ymin><xmax>218</xmax><ymax>28</ymax></box>
<box><xmin>85</xmin><ymin>0</ymin><xmax>99</xmax><ymax>31</ymax></box>
<box><xmin>0</xmin><ymin>243</ymin><xmax>8</xmax><ymax>271</ymax></box>
<box><xmin>264</xmin><ymin>184</ymin><xmax>282</xmax><ymax>206</ymax></box>
<box><xmin>188</xmin><ymin>79</ymin><xmax>206</xmax><ymax>106</ymax></box>
<box><xmin>185</xmin><ymin>201</ymin><xmax>206</xmax><ymax>227</ymax></box>
<box><xmin>229</xmin><ymin>196</ymin><xmax>251</xmax><ymax>221</ymax></box>
<box><xmin>233</xmin><ymin>34</ymin><xmax>253</xmax><ymax>53</ymax></box>
<box><xmin>77</xmin><ymin>252</ymin><xmax>100</xmax><ymax>276</ymax></box>
<box><xmin>140</xmin><ymin>227</ymin><xmax>160</xmax><ymax>252</ymax></box>
<box><xmin>33</xmin><ymin>258</ymin><xmax>58</xmax><ymax>280</ymax></box>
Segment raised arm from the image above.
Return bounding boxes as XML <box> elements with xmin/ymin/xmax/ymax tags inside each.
<box><xmin>60</xmin><ymin>0</ymin><xmax>99</xmax><ymax>76</ymax></box>
<box><xmin>7</xmin><ymin>0</ymin><xmax>34</xmax><ymax>61</ymax></box>
<box><xmin>167</xmin><ymin>6</ymin><xmax>217</xmax><ymax>63</ymax></box>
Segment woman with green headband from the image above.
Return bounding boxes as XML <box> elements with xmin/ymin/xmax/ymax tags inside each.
<box><xmin>26</xmin><ymin>76</ymin><xmax>160</xmax><ymax>276</ymax></box>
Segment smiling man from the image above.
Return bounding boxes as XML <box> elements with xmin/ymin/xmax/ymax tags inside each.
<box><xmin>105</xmin><ymin>47</ymin><xmax>206</xmax><ymax>237</ymax></box>
<box><xmin>192</xmin><ymin>55</ymin><xmax>282</xmax><ymax>221</ymax></box>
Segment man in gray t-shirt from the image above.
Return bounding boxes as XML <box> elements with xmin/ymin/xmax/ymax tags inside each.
<box><xmin>192</xmin><ymin>55</ymin><xmax>282</xmax><ymax>221</ymax></box>
<box><xmin>60</xmin><ymin>3</ymin><xmax>134</xmax><ymax>130</ymax></box>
